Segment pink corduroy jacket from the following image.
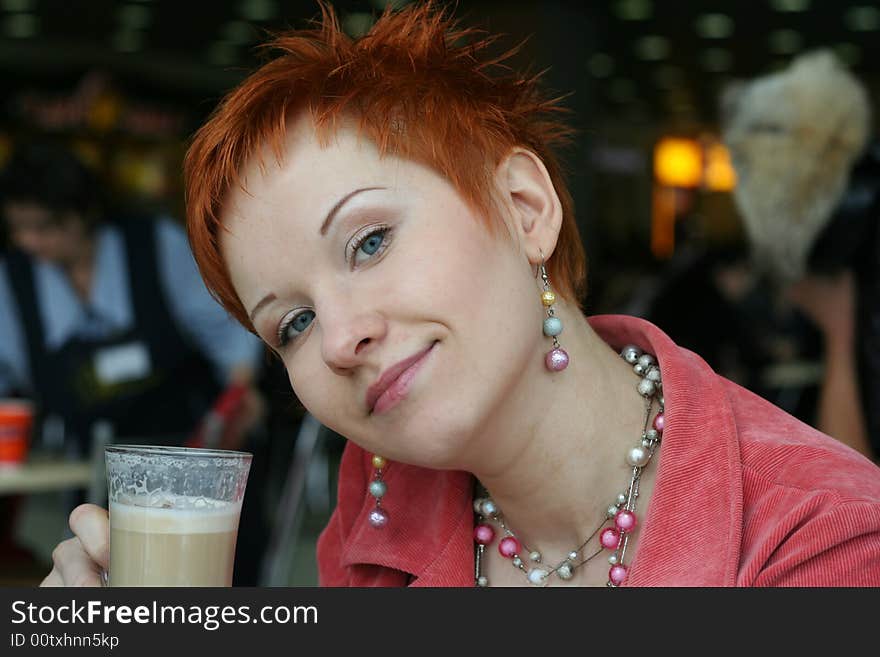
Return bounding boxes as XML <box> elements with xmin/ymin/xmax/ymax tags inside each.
<box><xmin>317</xmin><ymin>315</ymin><xmax>880</xmax><ymax>586</ymax></box>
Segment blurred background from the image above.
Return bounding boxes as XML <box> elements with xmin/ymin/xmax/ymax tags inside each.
<box><xmin>1</xmin><ymin>0</ymin><xmax>879</xmax><ymax>586</ymax></box>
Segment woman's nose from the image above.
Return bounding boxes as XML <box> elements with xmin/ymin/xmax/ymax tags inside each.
<box><xmin>320</xmin><ymin>309</ymin><xmax>387</xmax><ymax>373</ymax></box>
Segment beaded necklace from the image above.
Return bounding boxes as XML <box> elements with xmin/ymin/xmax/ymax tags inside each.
<box><xmin>472</xmin><ymin>345</ymin><xmax>664</xmax><ymax>587</ymax></box>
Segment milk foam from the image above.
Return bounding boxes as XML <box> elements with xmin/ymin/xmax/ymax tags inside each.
<box><xmin>110</xmin><ymin>496</ymin><xmax>241</xmax><ymax>534</ymax></box>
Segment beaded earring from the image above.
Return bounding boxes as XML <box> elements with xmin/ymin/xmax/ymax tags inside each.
<box><xmin>539</xmin><ymin>258</ymin><xmax>569</xmax><ymax>371</ymax></box>
<box><xmin>367</xmin><ymin>454</ymin><xmax>389</xmax><ymax>528</ymax></box>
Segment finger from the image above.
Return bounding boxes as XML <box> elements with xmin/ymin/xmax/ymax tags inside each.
<box><xmin>68</xmin><ymin>504</ymin><xmax>110</xmax><ymax>570</ymax></box>
<box><xmin>52</xmin><ymin>538</ymin><xmax>104</xmax><ymax>587</ymax></box>
<box><xmin>40</xmin><ymin>567</ymin><xmax>64</xmax><ymax>587</ymax></box>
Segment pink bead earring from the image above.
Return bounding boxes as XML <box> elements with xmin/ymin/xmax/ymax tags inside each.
<box><xmin>368</xmin><ymin>454</ymin><xmax>389</xmax><ymax>528</ymax></box>
<box><xmin>539</xmin><ymin>257</ymin><xmax>568</xmax><ymax>371</ymax></box>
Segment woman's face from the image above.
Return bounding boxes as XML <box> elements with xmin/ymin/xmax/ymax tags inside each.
<box><xmin>222</xmin><ymin>117</ymin><xmax>543</xmax><ymax>468</ymax></box>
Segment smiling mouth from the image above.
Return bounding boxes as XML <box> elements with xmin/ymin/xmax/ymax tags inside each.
<box><xmin>367</xmin><ymin>341</ymin><xmax>437</xmax><ymax>415</ymax></box>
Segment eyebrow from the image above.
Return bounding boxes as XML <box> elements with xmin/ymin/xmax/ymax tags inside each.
<box><xmin>319</xmin><ymin>186</ymin><xmax>387</xmax><ymax>236</ymax></box>
<box><xmin>249</xmin><ymin>186</ymin><xmax>388</xmax><ymax>323</ymax></box>
<box><xmin>249</xmin><ymin>293</ymin><xmax>276</xmax><ymax>324</ymax></box>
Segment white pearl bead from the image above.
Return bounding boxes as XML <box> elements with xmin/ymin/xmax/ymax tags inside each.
<box><xmin>568</xmin><ymin>551</ymin><xmax>578</xmax><ymax>561</ymax></box>
<box><xmin>608</xmin><ymin>554</ymin><xmax>619</xmax><ymax>565</ymax></box>
<box><xmin>480</xmin><ymin>500</ymin><xmax>497</xmax><ymax>517</ymax></box>
<box><xmin>528</xmin><ymin>568</ymin><xmax>550</xmax><ymax>586</ymax></box>
<box><xmin>627</xmin><ymin>446</ymin><xmax>650</xmax><ymax>467</ymax></box>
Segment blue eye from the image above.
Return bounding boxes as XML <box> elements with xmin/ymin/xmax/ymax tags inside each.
<box><xmin>349</xmin><ymin>226</ymin><xmax>390</xmax><ymax>266</ymax></box>
<box><xmin>361</xmin><ymin>233</ymin><xmax>383</xmax><ymax>255</ymax></box>
<box><xmin>278</xmin><ymin>309</ymin><xmax>315</xmax><ymax>347</ymax></box>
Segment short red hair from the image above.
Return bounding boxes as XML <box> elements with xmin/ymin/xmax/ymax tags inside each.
<box><xmin>185</xmin><ymin>1</ymin><xmax>586</xmax><ymax>332</ymax></box>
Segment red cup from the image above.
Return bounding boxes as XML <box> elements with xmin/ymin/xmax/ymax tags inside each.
<box><xmin>0</xmin><ymin>400</ymin><xmax>34</xmax><ymax>465</ymax></box>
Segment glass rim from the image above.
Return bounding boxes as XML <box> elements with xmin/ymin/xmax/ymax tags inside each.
<box><xmin>105</xmin><ymin>445</ymin><xmax>252</xmax><ymax>460</ymax></box>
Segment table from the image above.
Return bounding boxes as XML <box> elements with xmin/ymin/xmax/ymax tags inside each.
<box><xmin>0</xmin><ymin>459</ymin><xmax>93</xmax><ymax>495</ymax></box>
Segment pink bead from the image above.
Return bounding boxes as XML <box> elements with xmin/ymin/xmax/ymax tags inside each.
<box><xmin>614</xmin><ymin>509</ymin><xmax>636</xmax><ymax>533</ymax></box>
<box><xmin>498</xmin><ymin>536</ymin><xmax>521</xmax><ymax>558</ymax></box>
<box><xmin>609</xmin><ymin>564</ymin><xmax>628</xmax><ymax>586</ymax></box>
<box><xmin>599</xmin><ymin>527</ymin><xmax>621</xmax><ymax>550</ymax></box>
<box><xmin>368</xmin><ymin>507</ymin><xmax>389</xmax><ymax>528</ymax></box>
<box><xmin>474</xmin><ymin>524</ymin><xmax>495</xmax><ymax>545</ymax></box>
<box><xmin>545</xmin><ymin>348</ymin><xmax>570</xmax><ymax>371</ymax></box>
<box><xmin>653</xmin><ymin>413</ymin><xmax>665</xmax><ymax>433</ymax></box>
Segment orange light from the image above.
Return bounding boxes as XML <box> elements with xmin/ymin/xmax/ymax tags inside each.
<box><xmin>651</xmin><ymin>185</ymin><xmax>677</xmax><ymax>259</ymax></box>
<box><xmin>654</xmin><ymin>137</ymin><xmax>703</xmax><ymax>188</ymax></box>
<box><xmin>704</xmin><ymin>142</ymin><xmax>737</xmax><ymax>191</ymax></box>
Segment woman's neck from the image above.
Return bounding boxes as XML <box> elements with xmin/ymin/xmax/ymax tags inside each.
<box><xmin>466</xmin><ymin>304</ymin><xmax>654</xmax><ymax>556</ymax></box>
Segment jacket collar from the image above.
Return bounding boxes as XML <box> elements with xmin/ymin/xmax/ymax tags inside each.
<box><xmin>590</xmin><ymin>316</ymin><xmax>744</xmax><ymax>586</ymax></box>
<box><xmin>339</xmin><ymin>458</ymin><xmax>475</xmax><ymax>586</ymax></box>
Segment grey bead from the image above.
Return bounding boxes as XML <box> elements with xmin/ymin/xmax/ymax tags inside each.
<box><xmin>646</xmin><ymin>366</ymin><xmax>662</xmax><ymax>382</ymax></box>
<box><xmin>477</xmin><ymin>576</ymin><xmax>489</xmax><ymax>587</ymax></box>
<box><xmin>568</xmin><ymin>551</ymin><xmax>578</xmax><ymax>561</ymax></box>
<box><xmin>608</xmin><ymin>554</ymin><xmax>619</xmax><ymax>565</ymax></box>
<box><xmin>638</xmin><ymin>378</ymin><xmax>656</xmax><ymax>396</ymax></box>
<box><xmin>473</xmin><ymin>497</ymin><xmax>486</xmax><ymax>513</ymax></box>
<box><xmin>633</xmin><ymin>363</ymin><xmax>646</xmax><ymax>376</ymax></box>
<box><xmin>543</xmin><ymin>317</ymin><xmax>563</xmax><ymax>337</ymax></box>
<box><xmin>529</xmin><ymin>551</ymin><xmax>542</xmax><ymax>563</ymax></box>
<box><xmin>607</xmin><ymin>505</ymin><xmax>619</xmax><ymax>518</ymax></box>
<box><xmin>368</xmin><ymin>480</ymin><xmax>387</xmax><ymax>499</ymax></box>
<box><xmin>642</xmin><ymin>438</ymin><xmax>652</xmax><ymax>448</ymax></box>
<box><xmin>621</xmin><ymin>345</ymin><xmax>641</xmax><ymax>364</ymax></box>
<box><xmin>637</xmin><ymin>354</ymin><xmax>655</xmax><ymax>368</ymax></box>
<box><xmin>616</xmin><ymin>493</ymin><xmax>627</xmax><ymax>506</ymax></box>
<box><xmin>512</xmin><ymin>557</ymin><xmax>523</xmax><ymax>568</ymax></box>
<box><xmin>646</xmin><ymin>429</ymin><xmax>659</xmax><ymax>441</ymax></box>
<box><xmin>557</xmin><ymin>563</ymin><xmax>574</xmax><ymax>580</ymax></box>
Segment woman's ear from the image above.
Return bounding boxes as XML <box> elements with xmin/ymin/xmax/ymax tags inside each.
<box><xmin>496</xmin><ymin>148</ymin><xmax>563</xmax><ymax>264</ymax></box>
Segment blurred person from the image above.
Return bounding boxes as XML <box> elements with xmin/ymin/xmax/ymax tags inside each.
<box><xmin>43</xmin><ymin>3</ymin><xmax>880</xmax><ymax>588</ymax></box>
<box><xmin>0</xmin><ymin>141</ymin><xmax>274</xmax><ymax>584</ymax></box>
<box><xmin>0</xmin><ymin>141</ymin><xmax>265</xmax><ymax>453</ymax></box>
<box><xmin>722</xmin><ymin>50</ymin><xmax>880</xmax><ymax>460</ymax></box>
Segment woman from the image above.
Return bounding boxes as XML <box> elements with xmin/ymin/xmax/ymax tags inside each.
<box><xmin>44</xmin><ymin>2</ymin><xmax>880</xmax><ymax>587</ymax></box>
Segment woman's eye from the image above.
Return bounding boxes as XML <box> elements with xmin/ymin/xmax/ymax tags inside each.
<box><xmin>278</xmin><ymin>309</ymin><xmax>315</xmax><ymax>347</ymax></box>
<box><xmin>350</xmin><ymin>227</ymin><xmax>390</xmax><ymax>266</ymax></box>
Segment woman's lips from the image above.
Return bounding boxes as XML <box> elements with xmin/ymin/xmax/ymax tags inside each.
<box><xmin>368</xmin><ymin>342</ymin><xmax>436</xmax><ymax>415</ymax></box>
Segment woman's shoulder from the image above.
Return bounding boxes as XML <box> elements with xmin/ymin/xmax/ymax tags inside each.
<box><xmin>721</xmin><ymin>377</ymin><xmax>880</xmax><ymax>503</ymax></box>
<box><xmin>717</xmin><ymin>378</ymin><xmax>880</xmax><ymax>585</ymax></box>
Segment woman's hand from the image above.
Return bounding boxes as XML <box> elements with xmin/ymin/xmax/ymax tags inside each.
<box><xmin>40</xmin><ymin>504</ymin><xmax>109</xmax><ymax>587</ymax></box>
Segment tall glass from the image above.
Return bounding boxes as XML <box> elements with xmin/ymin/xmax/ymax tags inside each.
<box><xmin>105</xmin><ymin>445</ymin><xmax>252</xmax><ymax>586</ymax></box>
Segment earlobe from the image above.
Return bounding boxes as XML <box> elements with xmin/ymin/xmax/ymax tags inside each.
<box><xmin>499</xmin><ymin>148</ymin><xmax>563</xmax><ymax>263</ymax></box>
